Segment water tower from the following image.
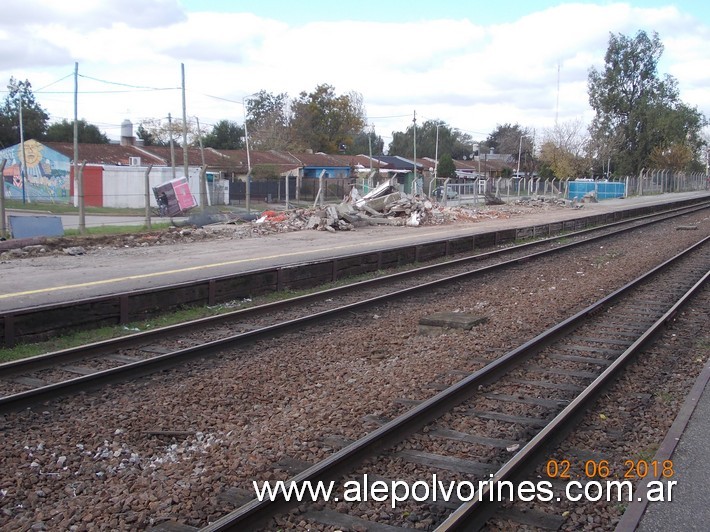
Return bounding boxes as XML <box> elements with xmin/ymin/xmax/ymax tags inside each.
<box><xmin>120</xmin><ymin>119</ymin><xmax>135</xmax><ymax>146</ymax></box>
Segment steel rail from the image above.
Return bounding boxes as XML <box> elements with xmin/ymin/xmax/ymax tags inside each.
<box><xmin>2</xmin><ymin>202</ymin><xmax>706</xmax><ymax>379</ymax></box>
<box><xmin>1</xmin><ymin>210</ymin><xmax>706</xmax><ymax>415</ymax></box>
<box><xmin>1</xmin><ymin>200</ymin><xmax>707</xmax><ymax>348</ymax></box>
<box><xmin>436</xmin><ymin>260</ymin><xmax>710</xmax><ymax>531</ymax></box>
<box><xmin>199</xmin><ymin>236</ymin><xmax>709</xmax><ymax>531</ymax></box>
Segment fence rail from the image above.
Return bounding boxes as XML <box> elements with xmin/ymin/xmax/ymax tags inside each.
<box><xmin>433</xmin><ymin>170</ymin><xmax>709</xmax><ymax>207</ymax></box>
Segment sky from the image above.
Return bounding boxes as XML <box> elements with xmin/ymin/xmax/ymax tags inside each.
<box><xmin>1</xmin><ymin>0</ymin><xmax>709</xmax><ymax>149</ymax></box>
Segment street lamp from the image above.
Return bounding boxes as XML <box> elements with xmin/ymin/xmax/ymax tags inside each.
<box><xmin>516</xmin><ymin>134</ymin><xmax>528</xmax><ymax>178</ymax></box>
<box><xmin>473</xmin><ymin>142</ymin><xmax>481</xmax><ymax>176</ymax></box>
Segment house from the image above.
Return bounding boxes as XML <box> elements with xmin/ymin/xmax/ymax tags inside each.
<box><xmin>0</xmin><ymin>139</ymin><xmax>239</xmax><ymax>209</ymax></box>
<box><xmin>368</xmin><ymin>155</ymin><xmax>424</xmax><ymax>194</ymax></box>
<box><xmin>3</xmin><ymin>134</ymin><xmax>521</xmax><ymax>208</ymax></box>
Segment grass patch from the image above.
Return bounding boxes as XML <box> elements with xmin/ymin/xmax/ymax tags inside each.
<box><xmin>0</xmin><ymin>302</ymin><xmax>257</xmax><ymax>364</ymax></box>
<box><xmin>63</xmin><ymin>223</ymin><xmax>172</xmax><ymax>236</ymax></box>
<box><xmin>635</xmin><ymin>445</ymin><xmax>659</xmax><ymax>462</ymax></box>
<box><xmin>0</xmin><ymin>268</ymin><xmax>399</xmax><ymax>362</ymax></box>
<box><xmin>2</xmin><ymin>199</ymin><xmax>149</xmax><ymax>216</ymax></box>
<box><xmin>656</xmin><ymin>391</ymin><xmax>674</xmax><ymax>405</ymax></box>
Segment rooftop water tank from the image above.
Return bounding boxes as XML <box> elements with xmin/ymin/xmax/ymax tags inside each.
<box><xmin>121</xmin><ymin>119</ymin><xmax>133</xmax><ymax>139</ymax></box>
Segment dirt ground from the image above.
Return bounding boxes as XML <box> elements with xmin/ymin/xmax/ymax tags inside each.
<box><xmin>0</xmin><ymin>198</ymin><xmax>573</xmax><ymax>259</ymax></box>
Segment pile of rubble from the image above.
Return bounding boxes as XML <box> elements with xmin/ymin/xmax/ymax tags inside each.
<box><xmin>287</xmin><ymin>178</ymin><xmax>449</xmax><ymax>232</ymax></box>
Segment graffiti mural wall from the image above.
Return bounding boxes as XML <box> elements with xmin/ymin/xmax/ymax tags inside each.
<box><xmin>0</xmin><ymin>140</ymin><xmax>71</xmax><ymax>203</ymax></box>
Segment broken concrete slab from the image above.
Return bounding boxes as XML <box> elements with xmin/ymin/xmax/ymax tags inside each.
<box><xmin>418</xmin><ymin>311</ymin><xmax>488</xmax><ymax>336</ymax></box>
<box><xmin>358</xmin><ymin>191</ymin><xmax>405</xmax><ymax>213</ymax></box>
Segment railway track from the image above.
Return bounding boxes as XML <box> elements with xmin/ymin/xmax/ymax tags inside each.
<box><xmin>2</xmin><ymin>199</ymin><xmax>708</xmax><ymax>348</ymax></box>
<box><xmin>0</xmin><ymin>203</ymin><xmax>707</xmax><ymax>414</ymax></box>
<box><xmin>200</xmin><ymin>235</ymin><xmax>709</xmax><ymax>531</ymax></box>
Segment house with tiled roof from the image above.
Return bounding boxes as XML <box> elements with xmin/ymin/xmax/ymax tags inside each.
<box><xmin>6</xmin><ymin>132</ymin><xmax>517</xmax><ymax>208</ymax></box>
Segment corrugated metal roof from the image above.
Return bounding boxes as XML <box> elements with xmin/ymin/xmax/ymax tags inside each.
<box><xmin>44</xmin><ymin>142</ymin><xmax>166</xmax><ymax>167</ymax></box>
<box><xmin>32</xmin><ymin>141</ymin><xmax>510</xmax><ymax>175</ymax></box>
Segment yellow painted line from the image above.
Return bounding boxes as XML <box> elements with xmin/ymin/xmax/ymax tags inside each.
<box><xmin>0</xmin><ymin>227</ymin><xmax>473</xmax><ymax>300</ymax></box>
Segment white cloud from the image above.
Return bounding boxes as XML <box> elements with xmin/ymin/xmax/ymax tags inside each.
<box><xmin>2</xmin><ymin>0</ymin><xmax>186</xmax><ymax>30</ymax></box>
<box><xmin>1</xmin><ymin>1</ymin><xmax>708</xmax><ymax>144</ymax></box>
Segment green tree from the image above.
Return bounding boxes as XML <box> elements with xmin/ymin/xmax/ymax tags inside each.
<box><xmin>450</xmin><ymin>129</ymin><xmax>475</xmax><ymax>160</ymax></box>
<box><xmin>245</xmin><ymin>90</ymin><xmax>291</xmax><ymax>151</ymax></box>
<box><xmin>588</xmin><ymin>30</ymin><xmax>706</xmax><ymax>175</ymax></box>
<box><xmin>0</xmin><ymin>78</ymin><xmax>50</xmax><ymax>147</ymax></box>
<box><xmin>437</xmin><ymin>153</ymin><xmax>457</xmax><ymax>178</ymax></box>
<box><xmin>348</xmin><ymin>129</ymin><xmax>385</xmax><ymax>156</ymax></box>
<box><xmin>290</xmin><ymin>84</ymin><xmax>366</xmax><ymax>153</ymax></box>
<box><xmin>202</xmin><ymin>120</ymin><xmax>244</xmax><ymax>150</ymax></box>
<box><xmin>485</xmin><ymin>123</ymin><xmax>531</xmax><ymax>157</ymax></box>
<box><xmin>388</xmin><ymin>119</ymin><xmax>470</xmax><ymax>160</ymax></box>
<box><xmin>136</xmin><ymin>124</ymin><xmax>161</xmax><ymax>146</ymax></box>
<box><xmin>45</xmin><ymin>119</ymin><xmax>110</xmax><ymax>143</ymax></box>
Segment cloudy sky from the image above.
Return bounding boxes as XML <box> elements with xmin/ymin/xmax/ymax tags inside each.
<box><xmin>2</xmin><ymin>0</ymin><xmax>709</xmax><ymax>147</ymax></box>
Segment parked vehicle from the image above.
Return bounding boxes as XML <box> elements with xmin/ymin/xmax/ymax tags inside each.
<box><xmin>433</xmin><ymin>186</ymin><xmax>459</xmax><ymax>199</ymax></box>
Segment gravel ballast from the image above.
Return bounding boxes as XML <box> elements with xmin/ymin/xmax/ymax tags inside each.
<box><xmin>0</xmin><ymin>209</ymin><xmax>708</xmax><ymax>531</ymax></box>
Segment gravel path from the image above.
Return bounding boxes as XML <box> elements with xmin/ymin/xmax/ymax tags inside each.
<box><xmin>0</xmin><ymin>209</ymin><xmax>708</xmax><ymax>531</ymax></box>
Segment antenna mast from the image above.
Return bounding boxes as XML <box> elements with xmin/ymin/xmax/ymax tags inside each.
<box><xmin>555</xmin><ymin>62</ymin><xmax>560</xmax><ymax>125</ymax></box>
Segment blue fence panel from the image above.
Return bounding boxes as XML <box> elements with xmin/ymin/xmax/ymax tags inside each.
<box><xmin>568</xmin><ymin>180</ymin><xmax>625</xmax><ymax>200</ymax></box>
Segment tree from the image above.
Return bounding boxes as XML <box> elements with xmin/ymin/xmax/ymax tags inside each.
<box><xmin>538</xmin><ymin>119</ymin><xmax>591</xmax><ymax>179</ymax></box>
<box><xmin>588</xmin><ymin>30</ymin><xmax>707</xmax><ymax>175</ymax></box>
<box><xmin>649</xmin><ymin>143</ymin><xmax>693</xmax><ymax>173</ymax></box>
<box><xmin>290</xmin><ymin>84</ymin><xmax>366</xmax><ymax>153</ymax></box>
<box><xmin>388</xmin><ymin>119</ymin><xmax>471</xmax><ymax>160</ymax></box>
<box><xmin>136</xmin><ymin>124</ymin><xmax>160</xmax><ymax>146</ymax></box>
<box><xmin>245</xmin><ymin>90</ymin><xmax>292</xmax><ymax>151</ymax></box>
<box><xmin>437</xmin><ymin>153</ymin><xmax>457</xmax><ymax>179</ymax></box>
<box><xmin>45</xmin><ymin>119</ymin><xmax>110</xmax><ymax>143</ymax></box>
<box><xmin>348</xmin><ymin>129</ymin><xmax>385</xmax><ymax>156</ymax></box>
<box><xmin>202</xmin><ymin>120</ymin><xmax>244</xmax><ymax>150</ymax></box>
<box><xmin>0</xmin><ymin>78</ymin><xmax>50</xmax><ymax>147</ymax></box>
<box><xmin>485</xmin><ymin>123</ymin><xmax>531</xmax><ymax>157</ymax></box>
<box><xmin>136</xmin><ymin>117</ymin><xmax>203</xmax><ymax>147</ymax></box>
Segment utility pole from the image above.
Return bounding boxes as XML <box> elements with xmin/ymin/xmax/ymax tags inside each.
<box><xmin>412</xmin><ymin>110</ymin><xmax>417</xmax><ymax>195</ymax></box>
<box><xmin>74</xmin><ymin>62</ymin><xmax>85</xmax><ymax>233</ymax></box>
<box><xmin>181</xmin><ymin>64</ymin><xmax>191</xmax><ymax>201</ymax></box>
<box><xmin>196</xmin><ymin>116</ymin><xmax>207</xmax><ymax>207</ymax></box>
<box><xmin>13</xmin><ymin>82</ymin><xmax>29</xmax><ymax>204</ymax></box>
<box><xmin>434</xmin><ymin>122</ymin><xmax>440</xmax><ymax>180</ymax></box>
<box><xmin>168</xmin><ymin>113</ymin><xmax>176</xmax><ymax>179</ymax></box>
<box><xmin>0</xmin><ymin>160</ymin><xmax>6</xmax><ymax>238</ymax></box>
<box><xmin>144</xmin><ymin>164</ymin><xmax>153</xmax><ymax>229</ymax></box>
<box><xmin>243</xmin><ymin>96</ymin><xmax>252</xmax><ymax>214</ymax></box>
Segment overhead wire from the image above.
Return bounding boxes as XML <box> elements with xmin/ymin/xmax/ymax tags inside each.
<box><xmin>6</xmin><ymin>70</ymin><xmax>492</xmax><ymax>147</ymax></box>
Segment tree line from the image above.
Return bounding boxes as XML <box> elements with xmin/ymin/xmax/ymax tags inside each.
<box><xmin>1</xmin><ymin>30</ymin><xmax>707</xmax><ymax>179</ymax></box>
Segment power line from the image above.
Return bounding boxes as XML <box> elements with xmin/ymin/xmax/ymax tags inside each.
<box><xmin>78</xmin><ymin>74</ymin><xmax>180</xmax><ymax>91</ymax></box>
<box><xmin>367</xmin><ymin>114</ymin><xmax>412</xmax><ymax>119</ymax></box>
<box><xmin>35</xmin><ymin>73</ymin><xmax>75</xmax><ymax>92</ymax></box>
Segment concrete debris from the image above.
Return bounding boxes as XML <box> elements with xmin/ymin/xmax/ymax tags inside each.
<box><xmin>418</xmin><ymin>311</ymin><xmax>488</xmax><ymax>336</ymax></box>
<box><xmin>191</xmin><ymin>184</ymin><xmax>578</xmax><ymax>238</ymax></box>
<box><xmin>484</xmin><ymin>191</ymin><xmax>505</xmax><ymax>205</ymax></box>
<box><xmin>63</xmin><ymin>246</ymin><xmax>86</xmax><ymax>256</ymax></box>
<box><xmin>241</xmin><ymin>191</ymin><xmax>579</xmax><ymax>235</ymax></box>
<box><xmin>242</xmin><ymin>181</ymin><xmax>450</xmax><ymax>233</ymax></box>
<box><xmin>583</xmin><ymin>190</ymin><xmax>599</xmax><ymax>203</ymax></box>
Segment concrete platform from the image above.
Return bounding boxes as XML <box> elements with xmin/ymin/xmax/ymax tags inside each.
<box><xmin>1</xmin><ymin>191</ymin><xmax>707</xmax><ymax>313</ymax></box>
